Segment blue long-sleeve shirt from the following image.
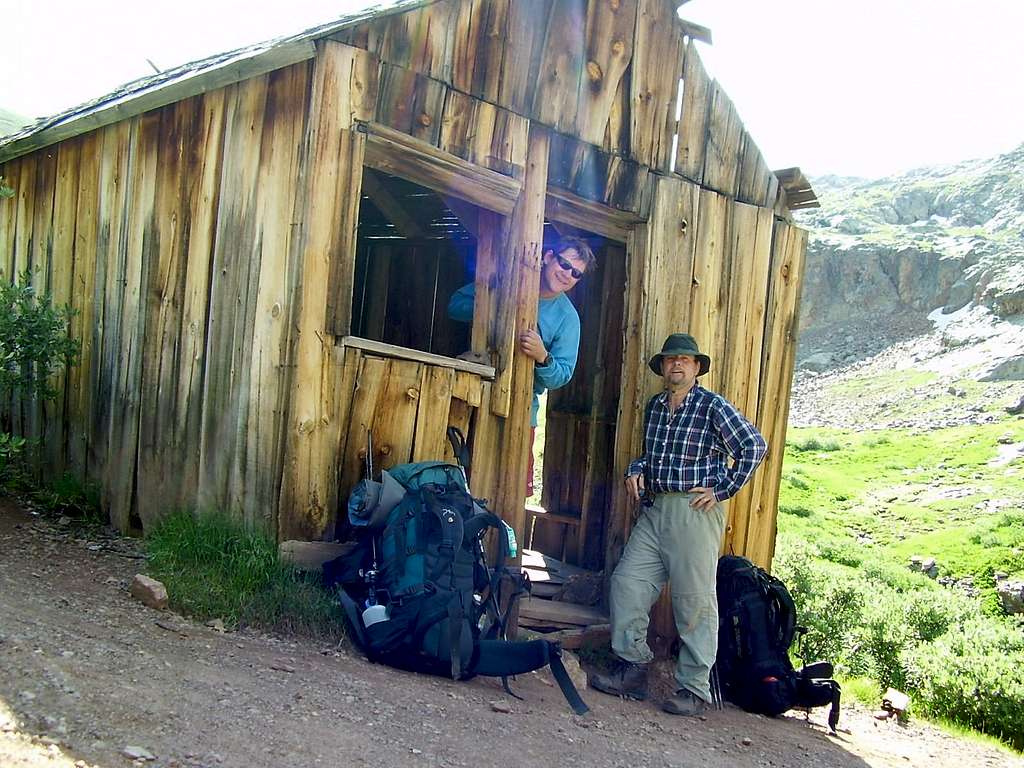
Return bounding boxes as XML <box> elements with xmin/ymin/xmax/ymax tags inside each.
<box><xmin>447</xmin><ymin>283</ymin><xmax>581</xmax><ymax>426</ymax></box>
<box><xmin>626</xmin><ymin>386</ymin><xmax>767</xmax><ymax>502</ymax></box>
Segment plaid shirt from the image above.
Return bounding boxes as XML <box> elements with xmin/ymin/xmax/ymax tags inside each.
<box><xmin>627</xmin><ymin>385</ymin><xmax>767</xmax><ymax>502</ymax></box>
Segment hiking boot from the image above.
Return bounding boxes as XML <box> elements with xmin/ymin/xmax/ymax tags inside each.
<box><xmin>662</xmin><ymin>689</ymin><xmax>708</xmax><ymax>716</ymax></box>
<box><xmin>588</xmin><ymin>658</ymin><xmax>649</xmax><ymax>700</ymax></box>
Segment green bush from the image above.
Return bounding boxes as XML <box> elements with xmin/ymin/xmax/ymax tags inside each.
<box><xmin>0</xmin><ymin>270</ymin><xmax>80</xmax><ymax>402</ymax></box>
<box><xmin>145</xmin><ymin>510</ymin><xmax>347</xmax><ymax>640</ymax></box>
<box><xmin>790</xmin><ymin>436</ymin><xmax>841</xmax><ymax>453</ymax></box>
<box><xmin>904</xmin><ymin>617</ymin><xmax>1024</xmax><ymax>750</ymax></box>
<box><xmin>780</xmin><ymin>504</ymin><xmax>813</xmax><ymax>518</ymax></box>
<box><xmin>774</xmin><ymin>540</ymin><xmax>865</xmax><ymax>666</ymax></box>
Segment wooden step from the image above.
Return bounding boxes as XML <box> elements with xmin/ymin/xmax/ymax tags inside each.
<box><xmin>518</xmin><ymin>595</ymin><xmax>609</xmax><ymax>629</ymax></box>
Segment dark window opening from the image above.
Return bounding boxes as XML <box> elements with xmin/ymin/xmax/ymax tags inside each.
<box><xmin>350</xmin><ymin>168</ymin><xmax>477</xmax><ymax>358</ymax></box>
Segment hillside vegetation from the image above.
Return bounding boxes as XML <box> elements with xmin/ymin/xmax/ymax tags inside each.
<box><xmin>779</xmin><ymin>145</ymin><xmax>1024</xmax><ymax>750</ymax></box>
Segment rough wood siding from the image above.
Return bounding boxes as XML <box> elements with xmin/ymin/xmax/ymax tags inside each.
<box><xmin>717</xmin><ymin>202</ymin><xmax>774</xmax><ymax>556</ymax></box>
<box><xmin>0</xmin><ymin>61</ymin><xmax>315</xmax><ymax>534</ymax></box>
<box><xmin>744</xmin><ymin>222</ymin><xmax>807</xmax><ymax>568</ymax></box>
<box><xmin>339</xmin><ymin>0</ymin><xmax>688</xmax><ymax>206</ymax></box>
<box><xmin>278</xmin><ymin>42</ymin><xmax>374</xmax><ymax>540</ymax></box>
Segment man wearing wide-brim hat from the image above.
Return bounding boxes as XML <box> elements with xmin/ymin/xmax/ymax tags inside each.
<box><xmin>589</xmin><ymin>333</ymin><xmax>767</xmax><ymax>716</ymax></box>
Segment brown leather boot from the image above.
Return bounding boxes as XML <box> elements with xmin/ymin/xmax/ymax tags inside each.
<box><xmin>662</xmin><ymin>689</ymin><xmax>708</xmax><ymax>716</ymax></box>
<box><xmin>588</xmin><ymin>657</ymin><xmax>649</xmax><ymax>701</ymax></box>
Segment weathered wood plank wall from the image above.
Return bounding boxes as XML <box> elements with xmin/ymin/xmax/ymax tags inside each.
<box><xmin>0</xmin><ymin>0</ymin><xmax>809</xmax><ymax>652</ymax></box>
<box><xmin>0</xmin><ymin>61</ymin><xmax>315</xmax><ymax>534</ymax></box>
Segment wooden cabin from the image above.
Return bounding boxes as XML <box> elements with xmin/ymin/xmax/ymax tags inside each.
<box><xmin>0</xmin><ymin>0</ymin><xmax>817</xmax><ymax>644</ymax></box>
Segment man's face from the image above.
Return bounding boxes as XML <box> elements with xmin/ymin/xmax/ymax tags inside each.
<box><xmin>540</xmin><ymin>247</ymin><xmax>587</xmax><ymax>294</ymax></box>
<box><xmin>661</xmin><ymin>354</ymin><xmax>700</xmax><ymax>390</ymax></box>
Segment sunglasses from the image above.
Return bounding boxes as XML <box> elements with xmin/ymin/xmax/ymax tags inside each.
<box><xmin>555</xmin><ymin>254</ymin><xmax>585</xmax><ymax>280</ymax></box>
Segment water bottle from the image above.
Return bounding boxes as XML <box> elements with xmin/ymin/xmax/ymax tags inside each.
<box><xmin>361</xmin><ymin>602</ymin><xmax>389</xmax><ymax>627</ymax></box>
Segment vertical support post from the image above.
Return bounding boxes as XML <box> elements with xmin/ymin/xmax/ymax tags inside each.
<box><xmin>491</xmin><ymin>125</ymin><xmax>550</xmax><ymax>631</ymax></box>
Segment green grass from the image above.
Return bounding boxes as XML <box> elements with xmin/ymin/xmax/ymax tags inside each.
<box><xmin>778</xmin><ymin>419</ymin><xmax>1024</xmax><ymax>583</ymax></box>
<box><xmin>777</xmin><ymin>413</ymin><xmax>1024</xmax><ymax>751</ymax></box>
<box><xmin>145</xmin><ymin>510</ymin><xmax>348</xmax><ymax>640</ymax></box>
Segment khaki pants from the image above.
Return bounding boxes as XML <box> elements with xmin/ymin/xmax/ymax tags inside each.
<box><xmin>609</xmin><ymin>492</ymin><xmax>725</xmax><ymax>702</ymax></box>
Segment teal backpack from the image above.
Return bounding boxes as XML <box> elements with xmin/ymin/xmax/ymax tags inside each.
<box><xmin>325</xmin><ymin>452</ymin><xmax>588</xmax><ymax>714</ymax></box>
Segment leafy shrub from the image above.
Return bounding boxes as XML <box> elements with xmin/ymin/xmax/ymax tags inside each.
<box><xmin>0</xmin><ymin>270</ymin><xmax>80</xmax><ymax>402</ymax></box>
<box><xmin>790</xmin><ymin>436</ymin><xmax>842</xmax><ymax>453</ymax></box>
<box><xmin>774</xmin><ymin>539</ymin><xmax>865</xmax><ymax>666</ymax></box>
<box><xmin>904</xmin><ymin>617</ymin><xmax>1024</xmax><ymax>750</ymax></box>
<box><xmin>1</xmin><ymin>270</ymin><xmax>80</xmax><ymax>488</ymax></box>
<box><xmin>780</xmin><ymin>504</ymin><xmax>813</xmax><ymax>518</ymax></box>
<box><xmin>817</xmin><ymin>540</ymin><xmax>863</xmax><ymax>568</ymax></box>
<box><xmin>785</xmin><ymin>473</ymin><xmax>811</xmax><ymax>490</ymax></box>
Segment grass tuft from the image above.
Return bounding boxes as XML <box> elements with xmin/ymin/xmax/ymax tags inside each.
<box><xmin>144</xmin><ymin>510</ymin><xmax>347</xmax><ymax>641</ymax></box>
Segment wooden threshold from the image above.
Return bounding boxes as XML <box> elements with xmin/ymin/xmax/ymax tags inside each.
<box><xmin>340</xmin><ymin>337</ymin><xmax>496</xmax><ymax>379</ymax></box>
<box><xmin>518</xmin><ymin>595</ymin><xmax>609</xmax><ymax>628</ymax></box>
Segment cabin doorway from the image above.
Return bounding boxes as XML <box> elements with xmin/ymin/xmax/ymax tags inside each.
<box><xmin>521</xmin><ymin>226</ymin><xmax>627</xmax><ymax>631</ymax></box>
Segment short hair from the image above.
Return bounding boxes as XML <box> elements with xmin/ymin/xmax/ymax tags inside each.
<box><xmin>551</xmin><ymin>236</ymin><xmax>596</xmax><ymax>272</ymax></box>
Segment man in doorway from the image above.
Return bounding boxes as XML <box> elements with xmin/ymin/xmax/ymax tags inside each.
<box><xmin>588</xmin><ymin>333</ymin><xmax>767</xmax><ymax>715</ymax></box>
<box><xmin>448</xmin><ymin>236</ymin><xmax>595</xmax><ymax>495</ymax></box>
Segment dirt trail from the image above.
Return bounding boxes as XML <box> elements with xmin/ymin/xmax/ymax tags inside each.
<box><xmin>1</xmin><ymin>499</ymin><xmax>1020</xmax><ymax>768</ymax></box>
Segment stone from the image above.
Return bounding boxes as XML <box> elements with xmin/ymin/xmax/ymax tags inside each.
<box><xmin>490</xmin><ymin>701</ymin><xmax>512</xmax><ymax>713</ymax></box>
<box><xmin>977</xmin><ymin>355</ymin><xmax>1024</xmax><ymax>382</ymax></box>
<box><xmin>130</xmin><ymin>575</ymin><xmax>168</xmax><ymax>610</ymax></box>
<box><xmin>996</xmin><ymin>580</ymin><xmax>1024</xmax><ymax>615</ymax></box>
<box><xmin>800</xmin><ymin>352</ymin><xmax>835</xmax><ymax>373</ymax></box>
<box><xmin>121</xmin><ymin>746</ymin><xmax>157</xmax><ymax>761</ymax></box>
<box><xmin>556</xmin><ymin>651</ymin><xmax>588</xmax><ymax>693</ymax></box>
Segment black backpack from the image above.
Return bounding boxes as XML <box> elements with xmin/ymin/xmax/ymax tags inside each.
<box><xmin>715</xmin><ymin>555</ymin><xmax>841</xmax><ymax>730</ymax></box>
<box><xmin>323</xmin><ymin>460</ymin><xmax>588</xmax><ymax>714</ymax></box>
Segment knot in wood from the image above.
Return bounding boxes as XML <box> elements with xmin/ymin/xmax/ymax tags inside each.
<box><xmin>609</xmin><ymin>0</ymin><xmax>620</xmax><ymax>10</ymax></box>
<box><xmin>586</xmin><ymin>61</ymin><xmax>603</xmax><ymax>83</ymax></box>
<box><xmin>271</xmin><ymin>302</ymin><xmax>281</xmax><ymax>318</ymax></box>
<box><xmin>380</xmin><ymin>445</ymin><xmax>392</xmax><ymax>456</ymax></box>
<box><xmin>417</xmin><ymin>113</ymin><xmax>432</xmax><ymax>127</ymax></box>
<box><xmin>611</xmin><ymin>40</ymin><xmax>625</xmax><ymax>56</ymax></box>
<box><xmin>406</xmin><ymin>387</ymin><xmax>420</xmax><ymax>399</ymax></box>
<box><xmin>679</xmin><ymin>218</ymin><xmax>688</xmax><ymax>234</ymax></box>
<box><xmin>781</xmin><ymin>263</ymin><xmax>790</xmax><ymax>278</ymax></box>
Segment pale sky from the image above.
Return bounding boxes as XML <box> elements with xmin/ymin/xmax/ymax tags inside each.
<box><xmin>3</xmin><ymin>0</ymin><xmax>1022</xmax><ymax>178</ymax></box>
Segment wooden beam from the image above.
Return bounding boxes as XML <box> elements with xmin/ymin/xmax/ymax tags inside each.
<box><xmin>339</xmin><ymin>336</ymin><xmax>496</xmax><ymax>379</ymax></box>
<box><xmin>678</xmin><ymin>19</ymin><xmax>713</xmax><ymax>45</ymax></box>
<box><xmin>491</xmin><ymin>127</ymin><xmax>550</xmax><ymax>632</ymax></box>
<box><xmin>361</xmin><ymin>168</ymin><xmax>427</xmax><ymax>239</ymax></box>
<box><xmin>361</xmin><ymin>121</ymin><xmax>522</xmax><ymax>216</ymax></box>
<box><xmin>545</xmin><ymin>186</ymin><xmax>641</xmax><ymax>243</ymax></box>
<box><xmin>0</xmin><ymin>40</ymin><xmax>316</xmax><ymax>164</ymax></box>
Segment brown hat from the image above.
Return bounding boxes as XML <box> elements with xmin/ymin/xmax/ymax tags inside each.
<box><xmin>648</xmin><ymin>333</ymin><xmax>711</xmax><ymax>376</ymax></box>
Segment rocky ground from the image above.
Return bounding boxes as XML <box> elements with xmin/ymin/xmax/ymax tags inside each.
<box><xmin>2</xmin><ymin>499</ymin><xmax>1022</xmax><ymax>768</ymax></box>
<box><xmin>791</xmin><ymin>305</ymin><xmax>1024</xmax><ymax>431</ymax></box>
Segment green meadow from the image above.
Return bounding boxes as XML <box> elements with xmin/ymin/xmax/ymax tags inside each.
<box><xmin>774</xmin><ymin>414</ymin><xmax>1024</xmax><ymax>750</ymax></box>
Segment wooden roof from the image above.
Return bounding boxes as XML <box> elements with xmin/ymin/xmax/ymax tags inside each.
<box><xmin>773</xmin><ymin>167</ymin><xmax>819</xmax><ymax>210</ymax></box>
<box><xmin>0</xmin><ymin>0</ymin><xmax>434</xmax><ymax>163</ymax></box>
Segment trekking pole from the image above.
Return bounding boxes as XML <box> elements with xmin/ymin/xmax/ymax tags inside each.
<box><xmin>710</xmin><ymin>664</ymin><xmax>723</xmax><ymax>710</ymax></box>
<box><xmin>446</xmin><ymin>427</ymin><xmax>508</xmax><ymax>639</ymax></box>
<box><xmin>363</xmin><ymin>430</ymin><xmax>380</xmax><ymax>604</ymax></box>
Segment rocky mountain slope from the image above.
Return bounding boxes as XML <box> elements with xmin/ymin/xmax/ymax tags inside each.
<box><xmin>793</xmin><ymin>144</ymin><xmax>1024</xmax><ymax>370</ymax></box>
